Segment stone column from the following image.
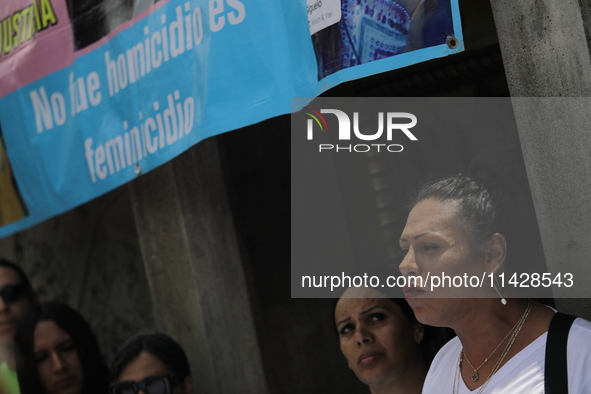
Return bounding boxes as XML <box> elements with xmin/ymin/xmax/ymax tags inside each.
<box><xmin>128</xmin><ymin>137</ymin><xmax>269</xmax><ymax>394</ymax></box>
<box><xmin>490</xmin><ymin>0</ymin><xmax>591</xmax><ymax>316</ymax></box>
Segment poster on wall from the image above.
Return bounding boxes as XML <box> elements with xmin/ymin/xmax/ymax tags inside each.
<box><xmin>0</xmin><ymin>0</ymin><xmax>462</xmax><ymax>238</ymax></box>
<box><xmin>309</xmin><ymin>0</ymin><xmax>457</xmax><ymax>80</ymax></box>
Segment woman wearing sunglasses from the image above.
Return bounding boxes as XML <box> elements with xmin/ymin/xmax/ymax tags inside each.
<box><xmin>0</xmin><ymin>259</ymin><xmax>38</xmax><ymax>394</ymax></box>
<box><xmin>110</xmin><ymin>332</ymin><xmax>193</xmax><ymax>394</ymax></box>
<box><xmin>13</xmin><ymin>302</ymin><xmax>109</xmax><ymax>394</ymax></box>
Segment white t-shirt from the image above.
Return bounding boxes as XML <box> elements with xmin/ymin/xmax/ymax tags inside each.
<box><xmin>422</xmin><ymin>318</ymin><xmax>591</xmax><ymax>393</ymax></box>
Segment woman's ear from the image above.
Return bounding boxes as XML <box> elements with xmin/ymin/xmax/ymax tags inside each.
<box><xmin>413</xmin><ymin>321</ymin><xmax>424</xmax><ymax>345</ymax></box>
<box><xmin>183</xmin><ymin>376</ymin><xmax>194</xmax><ymax>394</ymax></box>
<box><xmin>486</xmin><ymin>233</ymin><xmax>507</xmax><ymax>275</ymax></box>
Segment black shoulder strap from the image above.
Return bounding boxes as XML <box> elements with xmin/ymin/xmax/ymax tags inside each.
<box><xmin>545</xmin><ymin>312</ymin><xmax>577</xmax><ymax>394</ymax></box>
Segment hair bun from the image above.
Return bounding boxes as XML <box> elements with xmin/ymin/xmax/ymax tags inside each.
<box><xmin>467</xmin><ymin>151</ymin><xmax>523</xmax><ymax>194</ymax></box>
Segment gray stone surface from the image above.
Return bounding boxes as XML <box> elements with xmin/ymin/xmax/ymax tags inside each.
<box><xmin>491</xmin><ymin>1</ymin><xmax>591</xmax><ymax>318</ymax></box>
<box><xmin>491</xmin><ymin>0</ymin><xmax>591</xmax><ymax>96</ymax></box>
<box><xmin>129</xmin><ymin>138</ymin><xmax>269</xmax><ymax>394</ymax></box>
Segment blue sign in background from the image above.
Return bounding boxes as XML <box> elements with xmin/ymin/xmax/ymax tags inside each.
<box><xmin>0</xmin><ymin>0</ymin><xmax>463</xmax><ymax>237</ymax></box>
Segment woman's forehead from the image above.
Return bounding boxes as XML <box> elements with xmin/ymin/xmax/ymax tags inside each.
<box><xmin>0</xmin><ymin>266</ymin><xmax>22</xmax><ymax>287</ymax></box>
<box><xmin>341</xmin><ymin>286</ymin><xmax>387</xmax><ymax>299</ymax></box>
<box><xmin>117</xmin><ymin>351</ymin><xmax>169</xmax><ymax>382</ymax></box>
<box><xmin>335</xmin><ymin>292</ymin><xmax>399</xmax><ymax>319</ymax></box>
<box><xmin>404</xmin><ymin>199</ymin><xmax>463</xmax><ymax>234</ymax></box>
<box><xmin>33</xmin><ymin>320</ymin><xmax>70</xmax><ymax>350</ymax></box>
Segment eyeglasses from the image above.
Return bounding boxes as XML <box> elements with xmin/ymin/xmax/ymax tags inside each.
<box><xmin>110</xmin><ymin>374</ymin><xmax>182</xmax><ymax>394</ymax></box>
<box><xmin>0</xmin><ymin>284</ymin><xmax>29</xmax><ymax>304</ymax></box>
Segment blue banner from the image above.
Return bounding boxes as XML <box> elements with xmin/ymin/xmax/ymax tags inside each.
<box><xmin>0</xmin><ymin>0</ymin><xmax>463</xmax><ymax>237</ymax></box>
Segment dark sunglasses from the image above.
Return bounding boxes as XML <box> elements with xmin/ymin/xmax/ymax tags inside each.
<box><xmin>0</xmin><ymin>283</ymin><xmax>29</xmax><ymax>304</ymax></box>
<box><xmin>110</xmin><ymin>374</ymin><xmax>182</xmax><ymax>394</ymax></box>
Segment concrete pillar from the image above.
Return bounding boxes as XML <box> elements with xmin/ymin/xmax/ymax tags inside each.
<box><xmin>490</xmin><ymin>0</ymin><xmax>591</xmax><ymax>316</ymax></box>
<box><xmin>128</xmin><ymin>137</ymin><xmax>269</xmax><ymax>394</ymax></box>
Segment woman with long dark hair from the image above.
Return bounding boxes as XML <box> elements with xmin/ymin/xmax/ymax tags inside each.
<box><xmin>14</xmin><ymin>302</ymin><xmax>109</xmax><ymax>394</ymax></box>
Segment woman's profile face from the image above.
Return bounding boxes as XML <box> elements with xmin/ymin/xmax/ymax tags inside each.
<box><xmin>398</xmin><ymin>198</ymin><xmax>487</xmax><ymax>325</ymax></box>
<box><xmin>334</xmin><ymin>287</ymin><xmax>422</xmax><ymax>388</ymax></box>
<box><xmin>115</xmin><ymin>351</ymin><xmax>192</xmax><ymax>394</ymax></box>
<box><xmin>33</xmin><ymin>320</ymin><xmax>84</xmax><ymax>394</ymax></box>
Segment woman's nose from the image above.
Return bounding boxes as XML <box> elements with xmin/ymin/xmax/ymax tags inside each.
<box><xmin>355</xmin><ymin>325</ymin><xmax>374</xmax><ymax>345</ymax></box>
<box><xmin>399</xmin><ymin>248</ymin><xmax>420</xmax><ymax>276</ymax></box>
<box><xmin>51</xmin><ymin>353</ymin><xmax>67</xmax><ymax>373</ymax></box>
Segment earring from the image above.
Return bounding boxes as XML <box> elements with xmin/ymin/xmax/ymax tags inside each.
<box><xmin>493</xmin><ymin>275</ymin><xmax>507</xmax><ymax>305</ymax></box>
<box><xmin>414</xmin><ymin>324</ymin><xmax>424</xmax><ymax>344</ymax></box>
<box><xmin>416</xmin><ymin>331</ymin><xmax>424</xmax><ymax>345</ymax></box>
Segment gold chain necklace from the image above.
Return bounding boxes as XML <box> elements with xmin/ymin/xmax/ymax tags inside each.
<box><xmin>461</xmin><ymin>304</ymin><xmax>527</xmax><ymax>382</ymax></box>
<box><xmin>453</xmin><ymin>299</ymin><xmax>533</xmax><ymax>394</ymax></box>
